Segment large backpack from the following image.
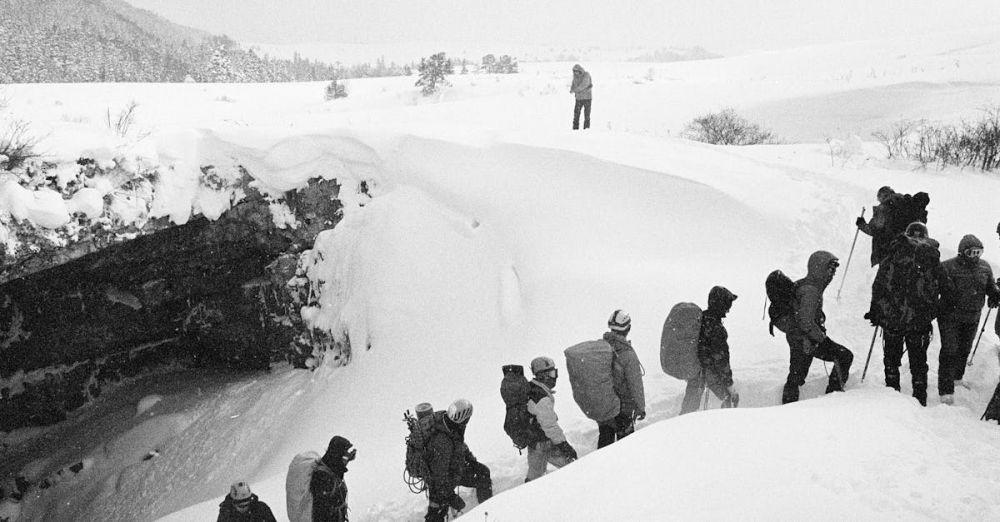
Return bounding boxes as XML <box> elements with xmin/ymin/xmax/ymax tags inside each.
<box><xmin>403</xmin><ymin>407</ymin><xmax>439</xmax><ymax>493</ymax></box>
<box><xmin>500</xmin><ymin>364</ymin><xmax>539</xmax><ymax>450</ymax></box>
<box><xmin>564</xmin><ymin>340</ymin><xmax>620</xmax><ymax>423</ymax></box>
<box><xmin>765</xmin><ymin>269</ymin><xmax>797</xmax><ymax>336</ymax></box>
<box><xmin>286</xmin><ymin>451</ymin><xmax>320</xmax><ymax>522</ymax></box>
<box><xmin>659</xmin><ymin>302</ymin><xmax>703</xmax><ymax>380</ymax></box>
<box><xmin>869</xmin><ymin>235</ymin><xmax>940</xmax><ymax>330</ymax></box>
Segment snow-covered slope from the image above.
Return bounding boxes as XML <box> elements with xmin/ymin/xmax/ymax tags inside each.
<box><xmin>2</xmin><ymin>27</ymin><xmax>1000</xmax><ymax>522</ymax></box>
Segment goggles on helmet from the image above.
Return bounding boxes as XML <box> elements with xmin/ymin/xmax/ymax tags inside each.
<box><xmin>964</xmin><ymin>247</ymin><xmax>983</xmax><ymax>258</ymax></box>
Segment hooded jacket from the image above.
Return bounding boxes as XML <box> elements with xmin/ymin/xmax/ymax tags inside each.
<box><xmin>216</xmin><ymin>493</ymin><xmax>277</xmax><ymax>522</ymax></box>
<box><xmin>425</xmin><ymin>412</ymin><xmax>477</xmax><ymax>503</ymax></box>
<box><xmin>311</xmin><ymin>440</ymin><xmax>351</xmax><ymax>522</ymax></box>
<box><xmin>792</xmin><ymin>251</ymin><xmax>839</xmax><ymax>345</ymax></box>
<box><xmin>570</xmin><ymin>64</ymin><xmax>593</xmax><ymax>100</ymax></box>
<box><xmin>939</xmin><ymin>234</ymin><xmax>999</xmax><ymax>324</ymax></box>
<box><xmin>698</xmin><ymin>287</ymin><xmax>737</xmax><ymax>388</ymax></box>
<box><xmin>603</xmin><ymin>331</ymin><xmax>646</xmax><ymax>416</ymax></box>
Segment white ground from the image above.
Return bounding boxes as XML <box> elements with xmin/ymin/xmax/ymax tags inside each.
<box><xmin>2</xmin><ymin>25</ymin><xmax>1000</xmax><ymax>522</ymax></box>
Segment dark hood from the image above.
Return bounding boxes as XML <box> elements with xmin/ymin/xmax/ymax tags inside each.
<box><xmin>805</xmin><ymin>250</ymin><xmax>839</xmax><ymax>288</ymax></box>
<box><xmin>707</xmin><ymin>286</ymin><xmax>738</xmax><ymax>316</ymax></box>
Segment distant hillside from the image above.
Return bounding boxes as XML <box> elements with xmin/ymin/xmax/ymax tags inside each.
<box><xmin>0</xmin><ymin>0</ymin><xmax>342</xmax><ymax>82</ymax></box>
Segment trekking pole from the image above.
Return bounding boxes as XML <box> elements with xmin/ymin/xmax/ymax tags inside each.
<box><xmin>837</xmin><ymin>207</ymin><xmax>865</xmax><ymax>301</ymax></box>
<box><xmin>967</xmin><ymin>307</ymin><xmax>994</xmax><ymax>367</ymax></box>
<box><xmin>762</xmin><ymin>296</ymin><xmax>768</xmax><ymax>321</ymax></box>
<box><xmin>861</xmin><ymin>326</ymin><xmax>880</xmax><ymax>382</ymax></box>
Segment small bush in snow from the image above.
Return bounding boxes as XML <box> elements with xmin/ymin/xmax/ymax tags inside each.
<box><xmin>683</xmin><ymin>108</ymin><xmax>778</xmax><ymax>145</ymax></box>
<box><xmin>415</xmin><ymin>52</ymin><xmax>453</xmax><ymax>96</ymax></box>
<box><xmin>324</xmin><ymin>79</ymin><xmax>348</xmax><ymax>100</ymax></box>
<box><xmin>0</xmin><ymin>120</ymin><xmax>41</xmax><ymax>170</ymax></box>
<box><xmin>105</xmin><ymin>100</ymin><xmax>139</xmax><ymax>138</ymax></box>
<box><xmin>874</xmin><ymin>107</ymin><xmax>1000</xmax><ymax>171</ymax></box>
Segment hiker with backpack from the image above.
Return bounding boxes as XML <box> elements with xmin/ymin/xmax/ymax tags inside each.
<box><xmin>285</xmin><ymin>435</ymin><xmax>355</xmax><ymax>522</ymax></box>
<box><xmin>856</xmin><ymin>187</ymin><xmax>930</xmax><ymax>267</ymax></box>
<box><xmin>856</xmin><ymin>186</ymin><xmax>897</xmax><ymax>267</ymax></box>
<box><xmin>423</xmin><ymin>399</ymin><xmax>492</xmax><ymax>522</ymax></box>
<box><xmin>217</xmin><ymin>480</ymin><xmax>277</xmax><ymax>522</ymax></box>
<box><xmin>679</xmin><ymin>287</ymin><xmax>739</xmax><ymax>414</ymax></box>
<box><xmin>781</xmin><ymin>251</ymin><xmax>855</xmax><ymax>404</ymax></box>
<box><xmin>865</xmin><ymin>222</ymin><xmax>941</xmax><ymax>406</ymax></box>
<box><xmin>599</xmin><ymin>310</ymin><xmax>646</xmax><ymax>446</ymax></box>
<box><xmin>523</xmin><ymin>356</ymin><xmax>577</xmax><ymax>481</ymax></box>
<box><xmin>937</xmin><ymin>234</ymin><xmax>1000</xmax><ymax>405</ymax></box>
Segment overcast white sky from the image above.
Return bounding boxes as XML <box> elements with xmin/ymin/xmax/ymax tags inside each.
<box><xmin>123</xmin><ymin>0</ymin><xmax>1000</xmax><ymax>54</ymax></box>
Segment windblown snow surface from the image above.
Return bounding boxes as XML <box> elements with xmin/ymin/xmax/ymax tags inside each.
<box><xmin>2</xmin><ymin>26</ymin><xmax>1000</xmax><ymax>522</ymax></box>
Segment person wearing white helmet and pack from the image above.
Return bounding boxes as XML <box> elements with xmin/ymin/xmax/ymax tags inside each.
<box><xmin>600</xmin><ymin>309</ymin><xmax>646</xmax><ymax>448</ymax></box>
<box><xmin>423</xmin><ymin>399</ymin><xmax>492</xmax><ymax>522</ymax></box>
<box><xmin>216</xmin><ymin>480</ymin><xmax>277</xmax><ymax>522</ymax></box>
<box><xmin>524</xmin><ymin>356</ymin><xmax>577</xmax><ymax>482</ymax></box>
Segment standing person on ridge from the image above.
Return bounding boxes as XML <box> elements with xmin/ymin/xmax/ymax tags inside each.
<box><xmin>569</xmin><ymin>64</ymin><xmax>593</xmax><ymax>130</ymax></box>
<box><xmin>524</xmin><ymin>356</ymin><xmax>577</xmax><ymax>482</ymax></box>
<box><xmin>312</xmin><ymin>436</ymin><xmax>355</xmax><ymax>522</ymax></box>
<box><xmin>598</xmin><ymin>310</ymin><xmax>646</xmax><ymax>447</ymax></box>
<box><xmin>937</xmin><ymin>234</ymin><xmax>1000</xmax><ymax>405</ymax></box>
<box><xmin>866</xmin><ymin>222</ymin><xmax>941</xmax><ymax>406</ymax></box>
<box><xmin>216</xmin><ymin>481</ymin><xmax>277</xmax><ymax>522</ymax></box>
<box><xmin>856</xmin><ymin>185</ymin><xmax>897</xmax><ymax>267</ymax></box>
<box><xmin>424</xmin><ymin>399</ymin><xmax>492</xmax><ymax>522</ymax></box>
<box><xmin>680</xmin><ymin>286</ymin><xmax>739</xmax><ymax>414</ymax></box>
<box><xmin>781</xmin><ymin>251</ymin><xmax>855</xmax><ymax>404</ymax></box>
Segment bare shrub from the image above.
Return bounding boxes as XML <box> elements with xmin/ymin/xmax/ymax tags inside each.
<box><xmin>0</xmin><ymin>120</ymin><xmax>41</xmax><ymax>170</ymax></box>
<box><xmin>683</xmin><ymin>108</ymin><xmax>778</xmax><ymax>145</ymax></box>
<box><xmin>324</xmin><ymin>79</ymin><xmax>348</xmax><ymax>100</ymax></box>
<box><xmin>874</xmin><ymin>107</ymin><xmax>1000</xmax><ymax>171</ymax></box>
<box><xmin>105</xmin><ymin>100</ymin><xmax>139</xmax><ymax>138</ymax></box>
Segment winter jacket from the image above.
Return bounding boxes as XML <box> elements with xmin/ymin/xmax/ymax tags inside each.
<box><xmin>425</xmin><ymin>413</ymin><xmax>477</xmax><ymax>503</ymax></box>
<box><xmin>526</xmin><ymin>380</ymin><xmax>567</xmax><ymax>444</ymax></box>
<box><xmin>570</xmin><ymin>64</ymin><xmax>593</xmax><ymax>100</ymax></box>
<box><xmin>869</xmin><ymin>234</ymin><xmax>942</xmax><ymax>332</ymax></box>
<box><xmin>859</xmin><ymin>201</ymin><xmax>892</xmax><ymax>266</ymax></box>
<box><xmin>603</xmin><ymin>331</ymin><xmax>646</xmax><ymax>415</ymax></box>
<box><xmin>216</xmin><ymin>494</ymin><xmax>277</xmax><ymax>522</ymax></box>
<box><xmin>310</xmin><ymin>460</ymin><xmax>348</xmax><ymax>522</ymax></box>
<box><xmin>791</xmin><ymin>251</ymin><xmax>839</xmax><ymax>348</ymax></box>
<box><xmin>698</xmin><ymin>312</ymin><xmax>734</xmax><ymax>389</ymax></box>
<box><xmin>939</xmin><ymin>235</ymin><xmax>999</xmax><ymax>324</ymax></box>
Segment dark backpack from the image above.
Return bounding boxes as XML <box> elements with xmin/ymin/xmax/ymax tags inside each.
<box><xmin>500</xmin><ymin>365</ymin><xmax>539</xmax><ymax>450</ymax></box>
<box><xmin>869</xmin><ymin>236</ymin><xmax>940</xmax><ymax>330</ymax></box>
<box><xmin>886</xmin><ymin>192</ymin><xmax>930</xmax><ymax>238</ymax></box>
<box><xmin>403</xmin><ymin>408</ymin><xmax>439</xmax><ymax>493</ymax></box>
<box><xmin>766</xmin><ymin>270</ymin><xmax>796</xmax><ymax>336</ymax></box>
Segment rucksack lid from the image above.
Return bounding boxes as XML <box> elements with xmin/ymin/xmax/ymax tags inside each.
<box><xmin>659</xmin><ymin>302</ymin><xmax>703</xmax><ymax>380</ymax></box>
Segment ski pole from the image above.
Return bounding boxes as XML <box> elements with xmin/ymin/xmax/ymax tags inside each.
<box><xmin>967</xmin><ymin>307</ymin><xmax>994</xmax><ymax>367</ymax></box>
<box><xmin>762</xmin><ymin>296</ymin><xmax>768</xmax><ymax>321</ymax></box>
<box><xmin>861</xmin><ymin>326</ymin><xmax>880</xmax><ymax>382</ymax></box>
<box><xmin>837</xmin><ymin>207</ymin><xmax>865</xmax><ymax>301</ymax></box>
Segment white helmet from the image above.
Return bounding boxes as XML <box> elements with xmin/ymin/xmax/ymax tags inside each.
<box><xmin>447</xmin><ymin>398</ymin><xmax>474</xmax><ymax>424</ymax></box>
<box><xmin>608</xmin><ymin>309</ymin><xmax>631</xmax><ymax>332</ymax></box>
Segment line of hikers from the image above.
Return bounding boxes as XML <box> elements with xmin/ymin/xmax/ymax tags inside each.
<box><xmin>215</xmin><ymin>186</ymin><xmax>1000</xmax><ymax>522</ymax></box>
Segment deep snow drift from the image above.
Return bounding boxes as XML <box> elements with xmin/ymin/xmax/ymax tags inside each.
<box><xmin>2</xmin><ymin>26</ymin><xmax>1000</xmax><ymax>522</ymax></box>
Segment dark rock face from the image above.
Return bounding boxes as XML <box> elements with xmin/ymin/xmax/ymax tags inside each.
<box><xmin>0</xmin><ymin>177</ymin><xmax>344</xmax><ymax>432</ymax></box>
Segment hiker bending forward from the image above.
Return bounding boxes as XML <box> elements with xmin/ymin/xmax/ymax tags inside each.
<box><xmin>525</xmin><ymin>357</ymin><xmax>578</xmax><ymax>482</ymax></box>
<box><xmin>782</xmin><ymin>251</ymin><xmax>855</xmax><ymax>404</ymax></box>
<box><xmin>599</xmin><ymin>310</ymin><xmax>646</xmax><ymax>448</ymax></box>
<box><xmin>424</xmin><ymin>400</ymin><xmax>492</xmax><ymax>522</ymax></box>
<box><xmin>680</xmin><ymin>286</ymin><xmax>739</xmax><ymax>414</ymax></box>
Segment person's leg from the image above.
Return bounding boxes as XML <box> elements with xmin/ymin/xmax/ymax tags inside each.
<box><xmin>573</xmin><ymin>100</ymin><xmax>583</xmax><ymax>130</ymax></box>
<box><xmin>953</xmin><ymin>322</ymin><xmax>979</xmax><ymax>381</ymax></box>
<box><xmin>459</xmin><ymin>460</ymin><xmax>492</xmax><ymax>502</ymax></box>
<box><xmin>679</xmin><ymin>374</ymin><xmax>706</xmax><ymax>415</ymax></box>
<box><xmin>813</xmin><ymin>337</ymin><xmax>853</xmax><ymax>393</ymax></box>
<box><xmin>882</xmin><ymin>330</ymin><xmax>905</xmax><ymax>391</ymax></box>
<box><xmin>938</xmin><ymin>320</ymin><xmax>959</xmax><ymax>396</ymax></box>
<box><xmin>614</xmin><ymin>410</ymin><xmax>635</xmax><ymax>441</ymax></box>
<box><xmin>597</xmin><ymin>421</ymin><xmax>616</xmax><ymax>448</ymax></box>
<box><xmin>525</xmin><ymin>442</ymin><xmax>549</xmax><ymax>482</ymax></box>
<box><xmin>906</xmin><ymin>329</ymin><xmax>930</xmax><ymax>406</ymax></box>
<box><xmin>582</xmin><ymin>100</ymin><xmax>592</xmax><ymax>129</ymax></box>
<box><xmin>783</xmin><ymin>336</ymin><xmax>813</xmax><ymax>404</ymax></box>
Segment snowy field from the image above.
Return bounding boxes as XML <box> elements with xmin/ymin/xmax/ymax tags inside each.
<box><xmin>2</xmin><ymin>25</ymin><xmax>1000</xmax><ymax>522</ymax></box>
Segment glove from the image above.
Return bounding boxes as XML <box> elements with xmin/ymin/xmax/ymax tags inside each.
<box><xmin>863</xmin><ymin>310</ymin><xmax>880</xmax><ymax>327</ymax></box>
<box><xmin>635</xmin><ymin>410</ymin><xmax>646</xmax><ymax>421</ymax></box>
<box><xmin>989</xmin><ymin>294</ymin><xmax>999</xmax><ymax>309</ymax></box>
<box><xmin>555</xmin><ymin>441</ymin><xmax>578</xmax><ymax>460</ymax></box>
<box><xmin>855</xmin><ymin>216</ymin><xmax>866</xmax><ymax>229</ymax></box>
<box><xmin>448</xmin><ymin>494</ymin><xmax>466</xmax><ymax>512</ymax></box>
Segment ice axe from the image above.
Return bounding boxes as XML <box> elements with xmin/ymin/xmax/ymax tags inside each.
<box><xmin>837</xmin><ymin>207</ymin><xmax>865</xmax><ymax>302</ymax></box>
<box><xmin>967</xmin><ymin>307</ymin><xmax>994</xmax><ymax>367</ymax></box>
<box><xmin>861</xmin><ymin>326</ymin><xmax>880</xmax><ymax>382</ymax></box>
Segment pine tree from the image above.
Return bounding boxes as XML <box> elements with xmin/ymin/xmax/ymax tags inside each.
<box><xmin>415</xmin><ymin>52</ymin><xmax>453</xmax><ymax>96</ymax></box>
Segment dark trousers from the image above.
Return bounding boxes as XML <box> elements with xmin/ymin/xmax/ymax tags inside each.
<box><xmin>782</xmin><ymin>337</ymin><xmax>854</xmax><ymax>404</ymax></box>
<box><xmin>573</xmin><ymin>99</ymin><xmax>591</xmax><ymax>129</ymax></box>
<box><xmin>882</xmin><ymin>327</ymin><xmax>930</xmax><ymax>405</ymax></box>
<box><xmin>424</xmin><ymin>461</ymin><xmax>492</xmax><ymax>522</ymax></box>
<box><xmin>938</xmin><ymin>320</ymin><xmax>978</xmax><ymax>395</ymax></box>
<box><xmin>596</xmin><ymin>410</ymin><xmax>634</xmax><ymax>448</ymax></box>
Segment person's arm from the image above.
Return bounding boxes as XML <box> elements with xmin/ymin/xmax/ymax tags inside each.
<box><xmin>526</xmin><ymin>395</ymin><xmax>566</xmax><ymax>444</ymax></box>
<box><xmin>624</xmin><ymin>351</ymin><xmax>646</xmax><ymax>414</ymax></box>
<box><xmin>311</xmin><ymin>472</ymin><xmax>345</xmax><ymax>522</ymax></box>
<box><xmin>796</xmin><ymin>285</ymin><xmax>826</xmax><ymax>344</ymax></box>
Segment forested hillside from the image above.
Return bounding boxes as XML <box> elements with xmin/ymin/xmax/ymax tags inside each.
<box><xmin>0</xmin><ymin>0</ymin><xmax>343</xmax><ymax>82</ymax></box>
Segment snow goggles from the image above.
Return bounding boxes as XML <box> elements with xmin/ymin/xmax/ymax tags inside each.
<box><xmin>964</xmin><ymin>247</ymin><xmax>983</xmax><ymax>258</ymax></box>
